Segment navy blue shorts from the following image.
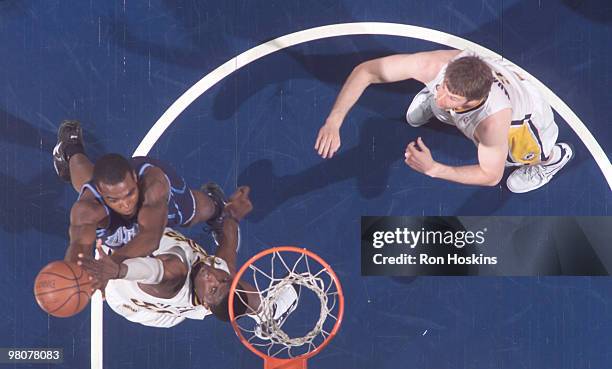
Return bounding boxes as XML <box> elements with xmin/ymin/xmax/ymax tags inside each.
<box><xmin>132</xmin><ymin>156</ymin><xmax>196</xmax><ymax>227</ymax></box>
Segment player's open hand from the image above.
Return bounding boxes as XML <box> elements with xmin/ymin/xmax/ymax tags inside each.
<box><xmin>77</xmin><ymin>239</ymin><xmax>121</xmax><ymax>291</ymax></box>
<box><xmin>225</xmin><ymin>186</ymin><xmax>253</xmax><ymax>221</ymax></box>
<box><xmin>404</xmin><ymin>137</ymin><xmax>437</xmax><ymax>176</ymax></box>
<box><xmin>314</xmin><ymin>121</ymin><xmax>341</xmax><ymax>159</ymax></box>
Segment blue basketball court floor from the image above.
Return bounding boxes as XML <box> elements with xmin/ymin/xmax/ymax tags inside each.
<box><xmin>1</xmin><ymin>1</ymin><xmax>611</xmax><ymax>368</ymax></box>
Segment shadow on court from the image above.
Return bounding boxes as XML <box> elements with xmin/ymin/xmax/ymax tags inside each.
<box><xmin>105</xmin><ymin>0</ymin><xmax>356</xmax><ymax>71</ymax></box>
<box><xmin>560</xmin><ymin>0</ymin><xmax>612</xmax><ymax>24</ymax></box>
<box><xmin>238</xmin><ymin>117</ymin><xmax>478</xmax><ymax>222</ymax></box>
<box><xmin>211</xmin><ymin>48</ymin><xmax>441</xmax><ymax>122</ymax></box>
<box><xmin>0</xmin><ymin>110</ymin><xmax>107</xmax><ymax>239</ymax></box>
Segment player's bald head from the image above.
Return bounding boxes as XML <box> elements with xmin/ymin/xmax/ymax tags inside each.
<box><xmin>92</xmin><ymin>154</ymin><xmax>134</xmax><ymax>186</ymax></box>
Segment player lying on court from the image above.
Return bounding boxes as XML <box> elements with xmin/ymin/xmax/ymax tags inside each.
<box><xmin>314</xmin><ymin>49</ymin><xmax>573</xmax><ymax>193</ymax></box>
<box><xmin>78</xmin><ymin>186</ymin><xmax>299</xmax><ymax>327</ymax></box>
<box><xmin>53</xmin><ymin>120</ymin><xmax>229</xmax><ymax>263</ymax></box>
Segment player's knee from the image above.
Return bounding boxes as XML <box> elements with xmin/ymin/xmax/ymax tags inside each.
<box><xmin>405</xmin><ymin>111</ymin><xmax>416</xmax><ymax>127</ymax></box>
<box><xmin>405</xmin><ymin>109</ymin><xmax>428</xmax><ymax>128</ymax></box>
<box><xmin>405</xmin><ymin>113</ymin><xmax>416</xmax><ymax>127</ymax></box>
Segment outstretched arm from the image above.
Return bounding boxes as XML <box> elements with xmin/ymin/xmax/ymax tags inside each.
<box><xmin>315</xmin><ymin>49</ymin><xmax>461</xmax><ymax>159</ymax></box>
<box><xmin>214</xmin><ymin>186</ymin><xmax>253</xmax><ymax>273</ymax></box>
<box><xmin>212</xmin><ymin>186</ymin><xmax>260</xmax><ymax>312</ymax></box>
<box><xmin>110</xmin><ymin>167</ymin><xmax>169</xmax><ymax>263</ymax></box>
<box><xmin>78</xmin><ymin>240</ymin><xmax>187</xmax><ymax>293</ymax></box>
<box><xmin>65</xmin><ymin>200</ymin><xmax>106</xmax><ymax>262</ymax></box>
<box><xmin>404</xmin><ymin>109</ymin><xmax>510</xmax><ymax>186</ymax></box>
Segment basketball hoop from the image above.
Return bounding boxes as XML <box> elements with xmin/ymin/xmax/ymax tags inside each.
<box><xmin>229</xmin><ymin>246</ymin><xmax>344</xmax><ymax>369</ymax></box>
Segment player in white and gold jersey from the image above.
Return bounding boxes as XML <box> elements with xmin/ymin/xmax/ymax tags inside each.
<box><xmin>78</xmin><ymin>187</ymin><xmax>298</xmax><ymax>328</ymax></box>
<box><xmin>314</xmin><ymin>49</ymin><xmax>573</xmax><ymax>193</ymax></box>
<box><xmin>101</xmin><ymin>227</ymin><xmax>234</xmax><ymax>327</ymax></box>
<box><xmin>78</xmin><ymin>186</ymin><xmax>254</xmax><ymax>327</ymax></box>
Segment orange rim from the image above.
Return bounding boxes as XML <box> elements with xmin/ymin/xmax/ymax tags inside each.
<box><xmin>229</xmin><ymin>246</ymin><xmax>344</xmax><ymax>362</ymax></box>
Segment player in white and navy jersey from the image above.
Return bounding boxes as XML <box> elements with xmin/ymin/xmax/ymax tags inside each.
<box><xmin>53</xmin><ymin>121</ymin><xmax>229</xmax><ymax>269</ymax></box>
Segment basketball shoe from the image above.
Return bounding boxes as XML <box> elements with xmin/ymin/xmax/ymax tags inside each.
<box><xmin>506</xmin><ymin>143</ymin><xmax>573</xmax><ymax>193</ymax></box>
<box><xmin>53</xmin><ymin>120</ymin><xmax>85</xmax><ymax>183</ymax></box>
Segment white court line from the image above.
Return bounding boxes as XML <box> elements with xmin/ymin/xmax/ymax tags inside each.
<box><xmin>90</xmin><ymin>290</ymin><xmax>103</xmax><ymax>369</ymax></box>
<box><xmin>92</xmin><ymin>21</ymin><xmax>612</xmax><ymax>369</ymax></box>
<box><xmin>90</xmin><ymin>250</ymin><xmax>103</xmax><ymax>369</ymax></box>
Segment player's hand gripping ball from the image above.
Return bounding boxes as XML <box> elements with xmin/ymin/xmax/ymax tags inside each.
<box><xmin>34</xmin><ymin>261</ymin><xmax>92</xmax><ymax>317</ymax></box>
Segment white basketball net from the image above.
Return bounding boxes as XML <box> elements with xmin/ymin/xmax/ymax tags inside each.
<box><xmin>233</xmin><ymin>250</ymin><xmax>341</xmax><ymax>358</ymax></box>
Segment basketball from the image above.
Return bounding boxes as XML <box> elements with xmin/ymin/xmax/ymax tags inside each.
<box><xmin>34</xmin><ymin>261</ymin><xmax>93</xmax><ymax>318</ymax></box>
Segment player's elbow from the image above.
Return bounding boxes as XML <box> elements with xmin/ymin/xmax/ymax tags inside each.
<box><xmin>482</xmin><ymin>171</ymin><xmax>503</xmax><ymax>187</ymax></box>
<box><xmin>480</xmin><ymin>166</ymin><xmax>504</xmax><ymax>187</ymax></box>
<box><xmin>353</xmin><ymin>61</ymin><xmax>379</xmax><ymax>84</ymax></box>
<box><xmin>353</xmin><ymin>61</ymin><xmax>369</xmax><ymax>75</ymax></box>
<box><xmin>483</xmin><ymin>178</ymin><xmax>502</xmax><ymax>187</ymax></box>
